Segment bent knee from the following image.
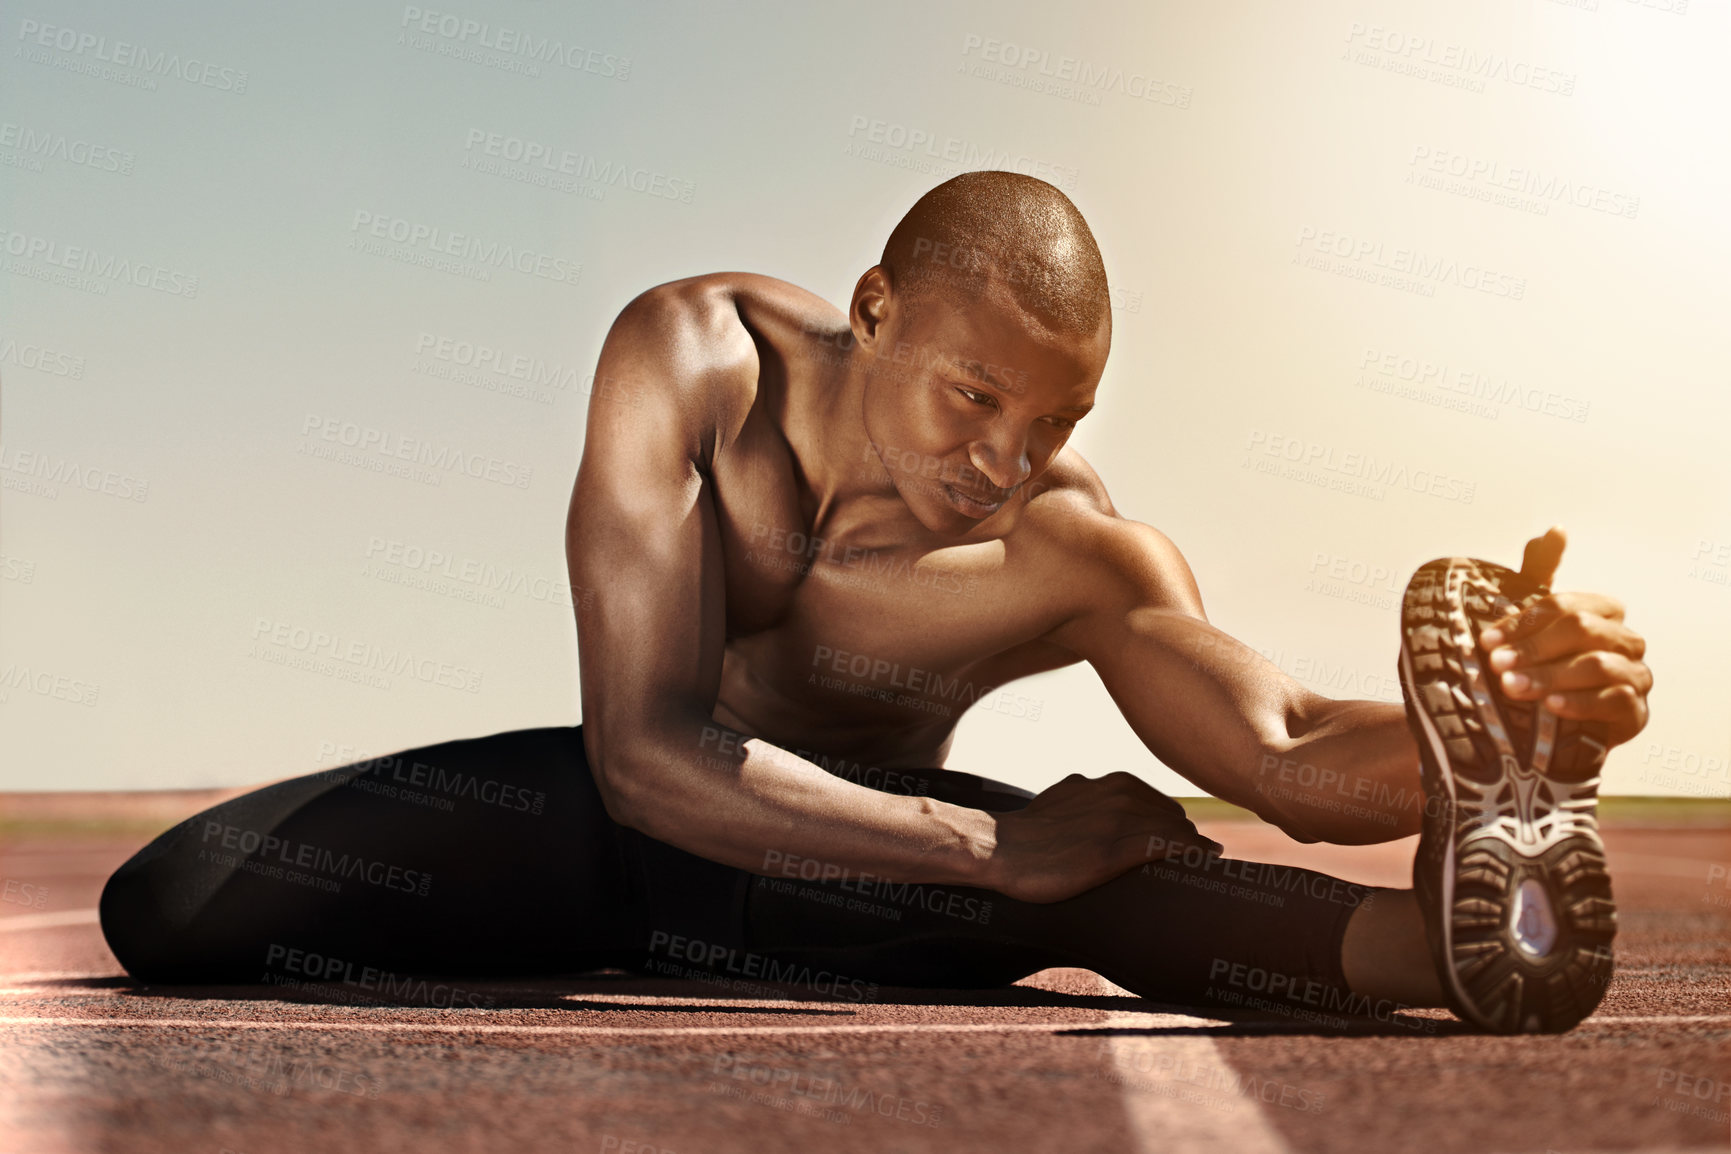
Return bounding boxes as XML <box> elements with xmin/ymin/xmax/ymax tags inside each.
<box><xmin>98</xmin><ymin>826</ymin><xmax>241</xmax><ymax>983</ymax></box>
<box><xmin>99</xmin><ymin>839</ymin><xmax>196</xmax><ymax>981</ymax></box>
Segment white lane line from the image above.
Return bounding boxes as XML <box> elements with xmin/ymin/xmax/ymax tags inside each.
<box><xmin>0</xmin><ymin>1017</ymin><xmax>1223</xmax><ymax>1037</ymax></box>
<box><xmin>1577</xmin><ymin>1014</ymin><xmax>1731</xmax><ymax>1026</ymax></box>
<box><xmin>0</xmin><ymin>909</ymin><xmax>99</xmax><ymax>932</ymax></box>
<box><xmin>0</xmin><ymin>1012</ymin><xmax>1720</xmax><ymax>1033</ymax></box>
<box><xmin>0</xmin><ymin>971</ymin><xmax>121</xmax><ymax>983</ymax></box>
<box><xmin>1609</xmin><ymin>852</ymin><xmax>1729</xmax><ymax>879</ymax></box>
<box><xmin>1095</xmin><ymin>979</ymin><xmax>1293</xmax><ymax>1154</ymax></box>
<box><xmin>1102</xmin><ymin>1011</ymin><xmax>1295</xmax><ymax>1154</ymax></box>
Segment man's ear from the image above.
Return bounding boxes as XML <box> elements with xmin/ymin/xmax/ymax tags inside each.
<box><xmin>850</xmin><ymin>265</ymin><xmax>892</xmax><ymax>346</ymax></box>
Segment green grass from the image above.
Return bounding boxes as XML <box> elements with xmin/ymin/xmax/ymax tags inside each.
<box><xmin>0</xmin><ymin>817</ymin><xmax>193</xmax><ymax>841</ymax></box>
<box><xmin>2</xmin><ymin>796</ymin><xmax>1727</xmax><ymax>846</ymax></box>
<box><xmin>1590</xmin><ymin>796</ymin><xmax>1731</xmax><ymax>825</ymax></box>
<box><xmin>1172</xmin><ymin>794</ymin><xmax>1731</xmax><ymax>826</ymax></box>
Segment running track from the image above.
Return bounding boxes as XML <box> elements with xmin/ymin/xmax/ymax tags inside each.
<box><xmin>1</xmin><ymin>792</ymin><xmax>1726</xmax><ymax>1154</ymax></box>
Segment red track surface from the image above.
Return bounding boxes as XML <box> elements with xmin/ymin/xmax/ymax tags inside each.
<box><xmin>1</xmin><ymin>803</ymin><xmax>1726</xmax><ymax>1154</ymax></box>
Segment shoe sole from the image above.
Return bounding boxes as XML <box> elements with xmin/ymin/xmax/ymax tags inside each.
<box><xmin>1399</xmin><ymin>557</ymin><xmax>1617</xmax><ymax>1033</ymax></box>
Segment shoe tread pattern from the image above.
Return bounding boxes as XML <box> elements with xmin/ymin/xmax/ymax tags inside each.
<box><xmin>1400</xmin><ymin>557</ymin><xmax>1616</xmax><ymax>1033</ymax></box>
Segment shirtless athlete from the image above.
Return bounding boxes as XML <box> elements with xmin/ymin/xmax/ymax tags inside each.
<box><xmin>101</xmin><ymin>172</ymin><xmax>1653</xmax><ymax>1033</ymax></box>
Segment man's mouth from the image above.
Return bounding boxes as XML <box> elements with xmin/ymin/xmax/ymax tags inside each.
<box><xmin>942</xmin><ymin>482</ymin><xmax>1005</xmax><ymax>518</ymax></box>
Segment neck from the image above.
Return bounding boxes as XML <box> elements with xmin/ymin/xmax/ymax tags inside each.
<box><xmin>781</xmin><ymin>348</ymin><xmax>931</xmax><ymax>546</ymax></box>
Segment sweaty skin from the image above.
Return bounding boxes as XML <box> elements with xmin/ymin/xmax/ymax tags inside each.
<box><xmin>565</xmin><ymin>267</ymin><xmax>1653</xmax><ymax>921</ymax></box>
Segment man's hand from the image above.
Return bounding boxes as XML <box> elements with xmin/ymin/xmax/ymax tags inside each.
<box><xmin>1478</xmin><ymin>526</ymin><xmax>1653</xmax><ymax>746</ymax></box>
<box><xmin>981</xmin><ymin>772</ymin><xmax>1223</xmax><ymax>904</ymax></box>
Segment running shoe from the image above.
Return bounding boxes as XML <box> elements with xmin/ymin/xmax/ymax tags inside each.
<box><xmin>1398</xmin><ymin>557</ymin><xmax>1617</xmax><ymax>1033</ymax></box>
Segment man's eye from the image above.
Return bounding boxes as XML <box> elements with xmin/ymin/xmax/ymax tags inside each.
<box><xmin>954</xmin><ymin>386</ymin><xmax>995</xmax><ymax>407</ymax></box>
<box><xmin>1046</xmin><ymin>417</ymin><xmax>1075</xmax><ymax>430</ymax></box>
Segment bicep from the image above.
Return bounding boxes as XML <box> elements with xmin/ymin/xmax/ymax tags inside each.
<box><xmin>565</xmin><ymin>287</ymin><xmax>753</xmax><ymax>790</ymax></box>
<box><xmin>1049</xmin><ymin>520</ymin><xmax>1313</xmax><ymax>808</ymax></box>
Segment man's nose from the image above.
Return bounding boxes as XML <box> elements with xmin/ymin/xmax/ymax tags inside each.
<box><xmin>967</xmin><ymin>431</ymin><xmax>1031</xmax><ymax>493</ymax></box>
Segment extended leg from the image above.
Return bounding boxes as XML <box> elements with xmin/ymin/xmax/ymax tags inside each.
<box><xmin>99</xmin><ymin>726</ymin><xmax>642</xmax><ymax>983</ymax></box>
<box><xmin>103</xmin><ymin>732</ymin><xmax>1440</xmax><ymax>1022</ymax></box>
<box><xmin>730</xmin><ymin>768</ymin><xmax>1442</xmax><ymax>1018</ymax></box>
<box><xmin>1339</xmin><ymin>889</ymin><xmax>1445</xmax><ymax>1005</ymax></box>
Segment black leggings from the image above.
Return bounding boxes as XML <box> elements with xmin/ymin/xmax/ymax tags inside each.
<box><xmin>100</xmin><ymin>725</ymin><xmax>1363</xmax><ymax>1008</ymax></box>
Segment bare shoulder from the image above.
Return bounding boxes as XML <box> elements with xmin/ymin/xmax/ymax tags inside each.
<box><xmin>1018</xmin><ymin>448</ymin><xmax>1206</xmax><ymax>619</ymax></box>
<box><xmin>600</xmin><ymin>272</ymin><xmax>835</xmax><ymax>464</ymax></box>
<box><xmin>607</xmin><ymin>273</ymin><xmax>758</xmax><ymax>399</ymax></box>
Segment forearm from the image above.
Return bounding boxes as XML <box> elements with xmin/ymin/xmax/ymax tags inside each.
<box><xmin>589</xmin><ymin>713</ymin><xmax>999</xmax><ymax>887</ymax></box>
<box><xmin>1077</xmin><ymin>608</ymin><xmax>1424</xmax><ymax>844</ymax></box>
<box><xmin>1263</xmin><ymin>696</ymin><xmax>1424</xmax><ymax>842</ymax></box>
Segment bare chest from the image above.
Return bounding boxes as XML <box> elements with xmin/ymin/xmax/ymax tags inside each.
<box><xmin>707</xmin><ymin>435</ymin><xmax>1058</xmax><ymax>743</ymax></box>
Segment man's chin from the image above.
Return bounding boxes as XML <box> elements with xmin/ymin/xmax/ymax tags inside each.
<box><xmin>901</xmin><ymin>480</ymin><xmax>1001</xmax><ymax>533</ymax></box>
<box><xmin>940</xmin><ymin>482</ymin><xmax>1007</xmax><ymax>520</ymax></box>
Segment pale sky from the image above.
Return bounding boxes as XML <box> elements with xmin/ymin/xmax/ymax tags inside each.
<box><xmin>2</xmin><ymin>0</ymin><xmax>1726</xmax><ymax>798</ymax></box>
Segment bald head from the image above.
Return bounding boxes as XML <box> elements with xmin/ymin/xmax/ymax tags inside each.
<box><xmin>878</xmin><ymin>171</ymin><xmax>1110</xmax><ymax>339</ymax></box>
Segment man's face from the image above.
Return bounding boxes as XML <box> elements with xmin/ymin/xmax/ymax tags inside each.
<box><xmin>855</xmin><ymin>271</ymin><xmax>1108</xmax><ymax>534</ymax></box>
